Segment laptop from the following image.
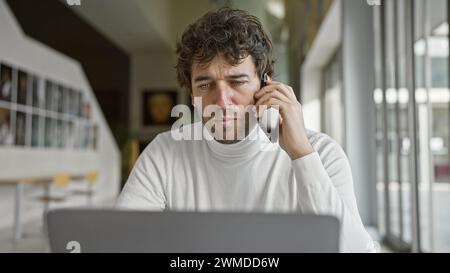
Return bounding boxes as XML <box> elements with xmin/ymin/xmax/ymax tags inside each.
<box><xmin>46</xmin><ymin>209</ymin><xmax>340</xmax><ymax>253</ymax></box>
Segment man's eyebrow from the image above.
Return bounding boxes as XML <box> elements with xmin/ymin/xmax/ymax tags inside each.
<box><xmin>193</xmin><ymin>76</ymin><xmax>212</xmax><ymax>83</ymax></box>
<box><xmin>193</xmin><ymin>73</ymin><xmax>250</xmax><ymax>83</ymax></box>
<box><xmin>226</xmin><ymin>74</ymin><xmax>249</xmax><ymax>80</ymax></box>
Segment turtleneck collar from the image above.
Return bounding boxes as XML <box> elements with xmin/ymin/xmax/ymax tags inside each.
<box><xmin>202</xmin><ymin>123</ymin><xmax>275</xmax><ymax>158</ymax></box>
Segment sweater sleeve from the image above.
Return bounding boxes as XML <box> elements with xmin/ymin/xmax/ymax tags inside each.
<box><xmin>115</xmin><ymin>135</ymin><xmax>167</xmax><ymax>211</ymax></box>
<box><xmin>292</xmin><ymin>133</ymin><xmax>376</xmax><ymax>253</ymax></box>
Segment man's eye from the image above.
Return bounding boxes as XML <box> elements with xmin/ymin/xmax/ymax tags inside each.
<box><xmin>198</xmin><ymin>84</ymin><xmax>210</xmax><ymax>91</ymax></box>
<box><xmin>231</xmin><ymin>81</ymin><xmax>246</xmax><ymax>86</ymax></box>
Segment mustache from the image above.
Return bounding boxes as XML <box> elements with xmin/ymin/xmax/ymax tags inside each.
<box><xmin>206</xmin><ymin>109</ymin><xmax>244</xmax><ymax>119</ymax></box>
<box><xmin>212</xmin><ymin>117</ymin><xmax>239</xmax><ymax>121</ymax></box>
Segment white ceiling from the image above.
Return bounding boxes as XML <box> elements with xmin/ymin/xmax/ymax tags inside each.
<box><xmin>66</xmin><ymin>0</ymin><xmax>217</xmax><ymax>53</ymax></box>
<box><xmin>65</xmin><ymin>0</ymin><xmax>285</xmax><ymax>53</ymax></box>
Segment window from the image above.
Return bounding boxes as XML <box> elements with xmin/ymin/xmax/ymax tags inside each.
<box><xmin>0</xmin><ymin>61</ymin><xmax>98</xmax><ymax>150</ymax></box>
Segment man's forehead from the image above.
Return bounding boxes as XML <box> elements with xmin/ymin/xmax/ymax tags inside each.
<box><xmin>191</xmin><ymin>55</ymin><xmax>256</xmax><ymax>76</ymax></box>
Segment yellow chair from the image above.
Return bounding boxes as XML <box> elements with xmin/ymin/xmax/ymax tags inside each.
<box><xmin>53</xmin><ymin>173</ymin><xmax>70</xmax><ymax>187</ymax></box>
<box><xmin>36</xmin><ymin>173</ymin><xmax>71</xmax><ymax>212</ymax></box>
<box><xmin>86</xmin><ymin>171</ymin><xmax>98</xmax><ymax>185</ymax></box>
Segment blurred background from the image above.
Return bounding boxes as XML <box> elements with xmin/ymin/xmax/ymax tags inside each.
<box><xmin>0</xmin><ymin>0</ymin><xmax>449</xmax><ymax>253</ymax></box>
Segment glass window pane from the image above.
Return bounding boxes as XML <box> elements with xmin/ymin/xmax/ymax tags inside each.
<box><xmin>17</xmin><ymin>71</ymin><xmax>28</xmax><ymax>105</ymax></box>
<box><xmin>385</xmin><ymin>0</ymin><xmax>401</xmax><ymax>238</ymax></box>
<box><xmin>373</xmin><ymin>3</ymin><xmax>386</xmax><ymax>238</ymax></box>
<box><xmin>0</xmin><ymin>107</ymin><xmax>13</xmax><ymax>145</ymax></box>
<box><xmin>45</xmin><ymin>80</ymin><xmax>53</xmax><ymax>111</ymax></box>
<box><xmin>15</xmin><ymin>111</ymin><xmax>26</xmax><ymax>146</ymax></box>
<box><xmin>397</xmin><ymin>0</ymin><xmax>412</xmax><ymax>245</ymax></box>
<box><xmin>426</xmin><ymin>0</ymin><xmax>450</xmax><ymax>253</ymax></box>
<box><xmin>413</xmin><ymin>0</ymin><xmax>450</xmax><ymax>253</ymax></box>
<box><xmin>32</xmin><ymin>76</ymin><xmax>43</xmax><ymax>108</ymax></box>
<box><xmin>45</xmin><ymin>117</ymin><xmax>57</xmax><ymax>147</ymax></box>
<box><xmin>31</xmin><ymin>114</ymin><xmax>41</xmax><ymax>147</ymax></box>
<box><xmin>0</xmin><ymin>64</ymin><xmax>12</xmax><ymax>102</ymax></box>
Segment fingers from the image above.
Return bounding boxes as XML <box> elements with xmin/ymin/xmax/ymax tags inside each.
<box><xmin>254</xmin><ymin>77</ymin><xmax>297</xmax><ymax>101</ymax></box>
<box><xmin>255</xmin><ymin>87</ymin><xmax>291</xmax><ymax>106</ymax></box>
<box><xmin>255</xmin><ymin>96</ymin><xmax>288</xmax><ymax>118</ymax></box>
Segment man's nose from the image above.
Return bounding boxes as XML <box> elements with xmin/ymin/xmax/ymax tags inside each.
<box><xmin>214</xmin><ymin>82</ymin><xmax>233</xmax><ymax>109</ymax></box>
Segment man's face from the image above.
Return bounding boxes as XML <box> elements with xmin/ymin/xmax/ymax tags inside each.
<box><xmin>190</xmin><ymin>54</ymin><xmax>260</xmax><ymax>142</ymax></box>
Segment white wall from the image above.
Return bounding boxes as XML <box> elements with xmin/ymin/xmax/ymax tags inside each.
<box><xmin>301</xmin><ymin>0</ymin><xmax>341</xmax><ymax>132</ymax></box>
<box><xmin>300</xmin><ymin>0</ymin><xmax>377</xmax><ymax>225</ymax></box>
<box><xmin>0</xmin><ymin>0</ymin><xmax>121</xmax><ymax>230</ymax></box>
<box><xmin>342</xmin><ymin>0</ymin><xmax>377</xmax><ymax>226</ymax></box>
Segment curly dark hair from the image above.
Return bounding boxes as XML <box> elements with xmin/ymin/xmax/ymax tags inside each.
<box><xmin>175</xmin><ymin>7</ymin><xmax>275</xmax><ymax>91</ymax></box>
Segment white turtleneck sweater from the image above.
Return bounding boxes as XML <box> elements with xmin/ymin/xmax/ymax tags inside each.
<box><xmin>116</xmin><ymin>122</ymin><xmax>375</xmax><ymax>252</ymax></box>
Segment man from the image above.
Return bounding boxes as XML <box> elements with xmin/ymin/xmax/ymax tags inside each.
<box><xmin>116</xmin><ymin>8</ymin><xmax>375</xmax><ymax>252</ymax></box>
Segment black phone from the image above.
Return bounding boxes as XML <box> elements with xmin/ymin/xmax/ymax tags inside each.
<box><xmin>261</xmin><ymin>73</ymin><xmax>268</xmax><ymax>88</ymax></box>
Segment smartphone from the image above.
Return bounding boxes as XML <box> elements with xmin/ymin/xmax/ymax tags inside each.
<box><xmin>258</xmin><ymin>73</ymin><xmax>279</xmax><ymax>142</ymax></box>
